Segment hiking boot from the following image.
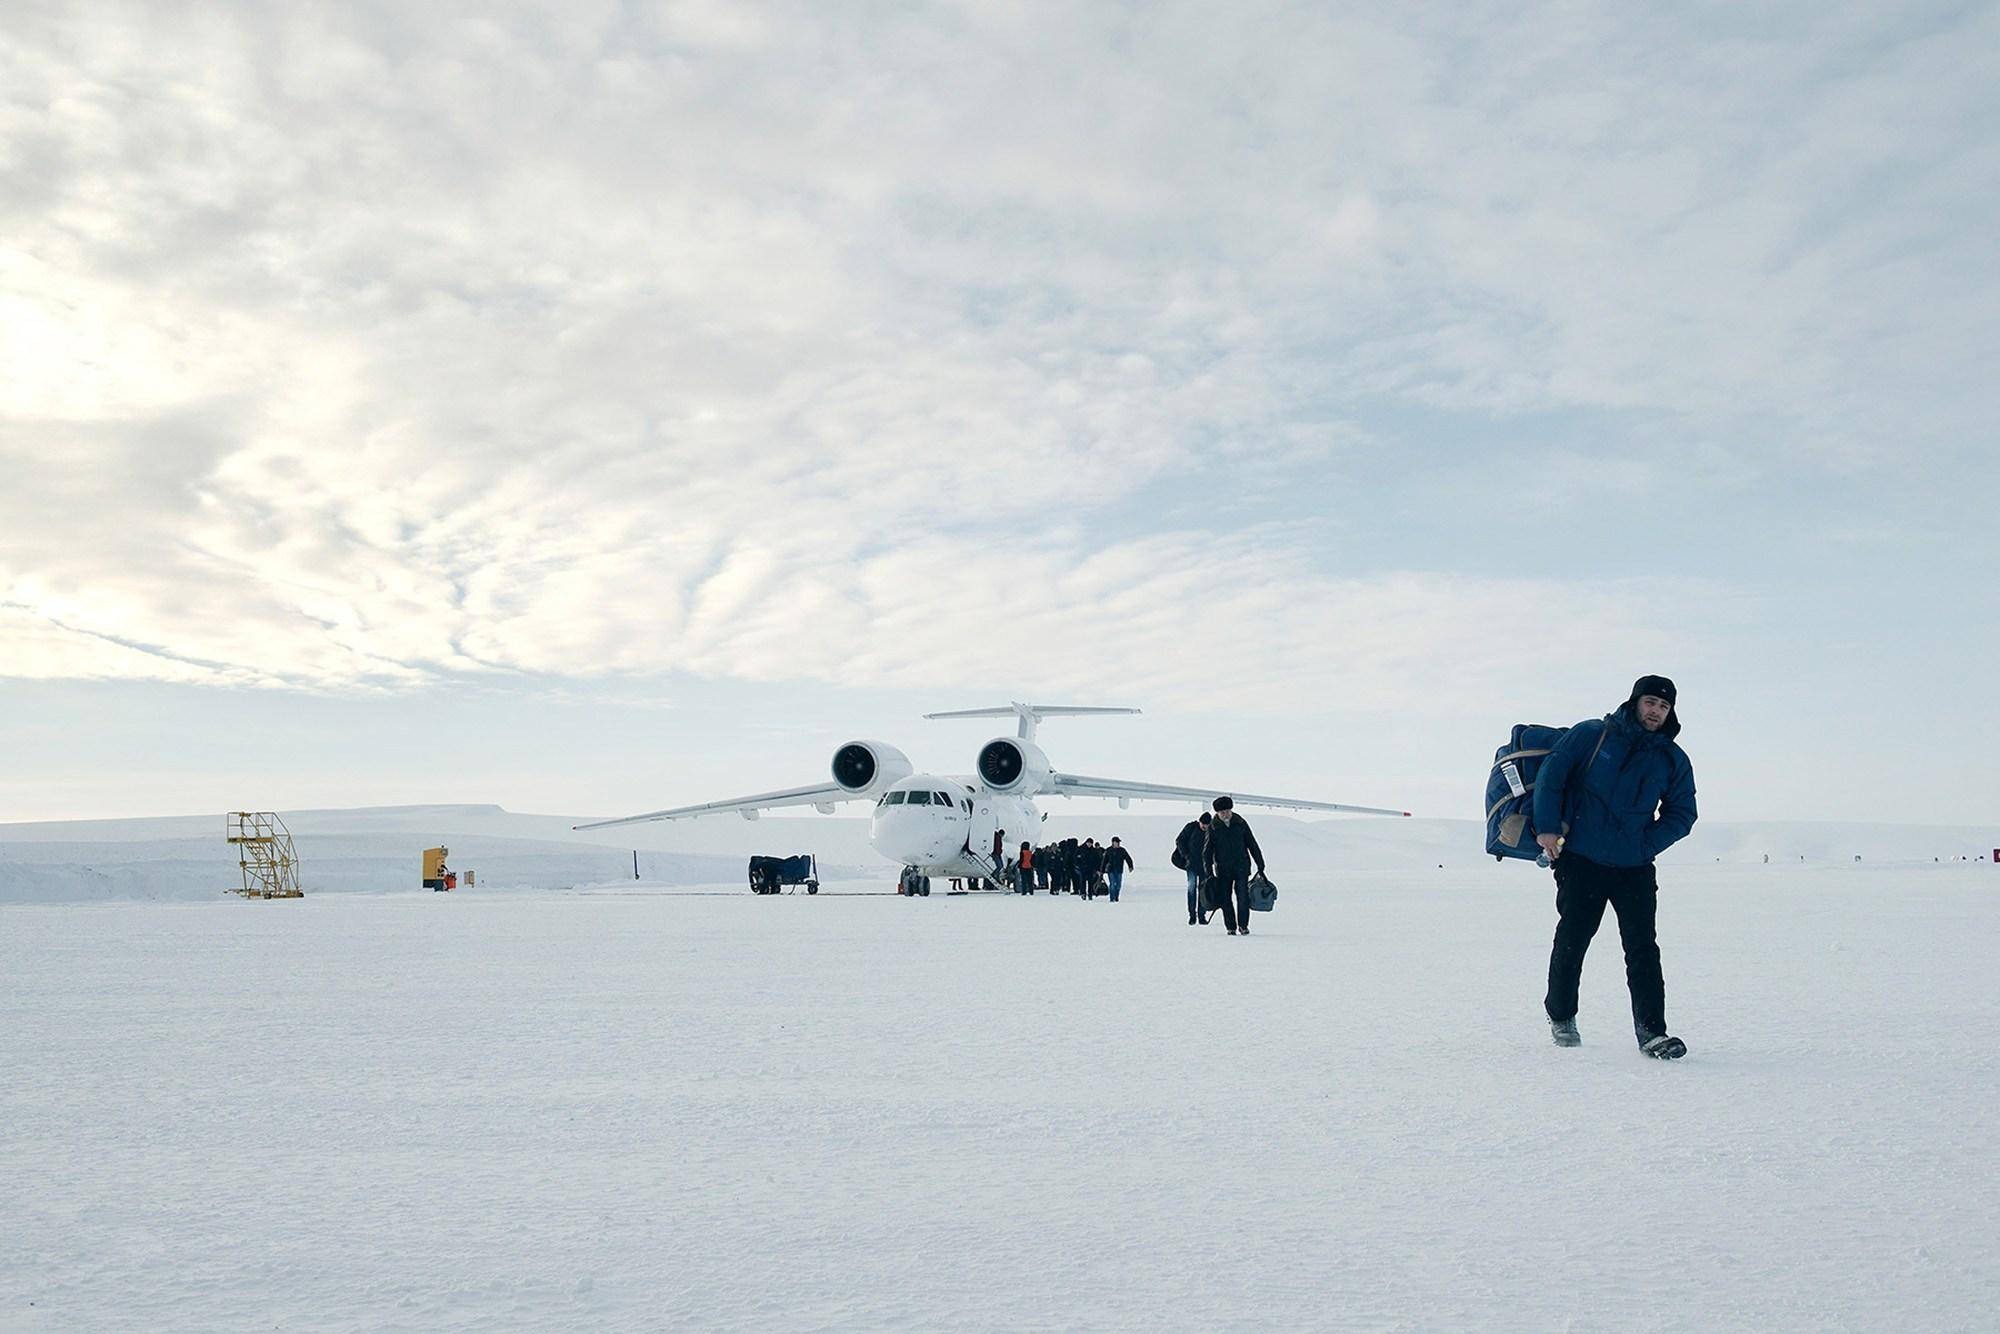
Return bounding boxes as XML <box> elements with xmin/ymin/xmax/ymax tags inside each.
<box><xmin>1640</xmin><ymin>1033</ymin><xmax>1687</xmax><ymax>1060</ymax></box>
<box><xmin>1549</xmin><ymin>1017</ymin><xmax>1581</xmax><ymax>1048</ymax></box>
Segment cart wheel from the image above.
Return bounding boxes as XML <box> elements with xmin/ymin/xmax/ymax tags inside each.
<box><xmin>807</xmin><ymin>881</ymin><xmax>818</xmax><ymax>894</ymax></box>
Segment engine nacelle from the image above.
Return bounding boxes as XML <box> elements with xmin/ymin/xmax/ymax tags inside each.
<box><xmin>976</xmin><ymin>737</ymin><xmax>1053</xmax><ymax>795</ymax></box>
<box><xmin>830</xmin><ymin>740</ymin><xmax>914</xmax><ymax>796</ymax></box>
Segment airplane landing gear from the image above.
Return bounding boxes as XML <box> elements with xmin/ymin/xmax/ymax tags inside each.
<box><xmin>899</xmin><ymin>867</ymin><xmax>931</xmax><ymax>897</ymax></box>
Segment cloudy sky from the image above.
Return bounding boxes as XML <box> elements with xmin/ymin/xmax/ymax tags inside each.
<box><xmin>3</xmin><ymin>1</ymin><xmax>1995</xmax><ymax>826</ymax></box>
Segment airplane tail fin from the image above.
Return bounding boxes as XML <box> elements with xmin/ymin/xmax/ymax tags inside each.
<box><xmin>924</xmin><ymin>702</ymin><xmax>1141</xmax><ymax>741</ymax></box>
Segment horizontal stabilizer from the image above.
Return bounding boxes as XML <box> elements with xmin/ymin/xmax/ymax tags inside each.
<box><xmin>924</xmin><ymin>701</ymin><xmax>1140</xmax><ymax>741</ymax></box>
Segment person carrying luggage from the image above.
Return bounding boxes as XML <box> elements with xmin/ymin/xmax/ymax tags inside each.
<box><xmin>1176</xmin><ymin>812</ymin><xmax>1212</xmax><ymax>924</ymax></box>
<box><xmin>1534</xmin><ymin>675</ymin><xmax>1697</xmax><ymax>1059</ymax></box>
<box><xmin>1079</xmin><ymin>839</ymin><xmax>1104</xmax><ymax>899</ymax></box>
<box><xmin>1201</xmin><ymin>796</ymin><xmax>1266</xmax><ymax>935</ymax></box>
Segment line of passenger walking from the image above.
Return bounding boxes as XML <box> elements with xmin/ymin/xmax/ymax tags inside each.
<box><xmin>1008</xmin><ymin>798</ymin><xmax>1272</xmax><ymax>930</ymax></box>
<box><xmin>1014</xmin><ymin>836</ymin><xmax>1135</xmax><ymax>901</ymax></box>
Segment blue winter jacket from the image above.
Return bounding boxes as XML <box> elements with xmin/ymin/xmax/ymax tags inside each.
<box><xmin>1531</xmin><ymin>703</ymin><xmax>1698</xmax><ymax>868</ymax></box>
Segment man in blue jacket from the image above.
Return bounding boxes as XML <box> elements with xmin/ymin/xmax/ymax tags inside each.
<box><xmin>1533</xmin><ymin>675</ymin><xmax>1698</xmax><ymax>1059</ymax></box>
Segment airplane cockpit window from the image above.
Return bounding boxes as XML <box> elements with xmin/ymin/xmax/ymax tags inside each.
<box><xmin>882</xmin><ymin>791</ymin><xmax>906</xmax><ymax>805</ymax></box>
<box><xmin>907</xmin><ymin>790</ymin><xmax>933</xmax><ymax>805</ymax></box>
<box><xmin>934</xmin><ymin>792</ymin><xmax>953</xmax><ymax>806</ymax></box>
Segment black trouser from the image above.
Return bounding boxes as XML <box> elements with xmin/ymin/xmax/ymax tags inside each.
<box><xmin>1211</xmin><ymin>869</ymin><xmax>1250</xmax><ymax>932</ymax></box>
<box><xmin>1544</xmin><ymin>853</ymin><xmax>1666</xmax><ymax>1042</ymax></box>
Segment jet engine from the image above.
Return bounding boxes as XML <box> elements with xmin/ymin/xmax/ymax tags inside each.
<box><xmin>830</xmin><ymin>741</ymin><xmax>914</xmax><ymax>796</ymax></box>
<box><xmin>976</xmin><ymin>737</ymin><xmax>1053</xmax><ymax>795</ymax></box>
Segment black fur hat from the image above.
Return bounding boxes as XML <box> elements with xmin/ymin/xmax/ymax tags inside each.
<box><xmin>1630</xmin><ymin>675</ymin><xmax>1677</xmax><ymax>707</ymax></box>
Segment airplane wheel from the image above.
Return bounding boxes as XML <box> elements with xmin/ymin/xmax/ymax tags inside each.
<box><xmin>918</xmin><ymin>877</ymin><xmax>931</xmax><ymax>897</ymax></box>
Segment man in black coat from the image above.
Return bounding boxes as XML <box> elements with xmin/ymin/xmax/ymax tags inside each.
<box><xmin>1079</xmin><ymin>839</ymin><xmax>1104</xmax><ymax>898</ymax></box>
<box><xmin>1176</xmin><ymin>811</ymin><xmax>1212</xmax><ymax>924</ymax></box>
<box><xmin>1201</xmin><ymin>796</ymin><xmax>1266</xmax><ymax>935</ymax></box>
<box><xmin>1102</xmin><ymin>836</ymin><xmax>1134</xmax><ymax>902</ymax></box>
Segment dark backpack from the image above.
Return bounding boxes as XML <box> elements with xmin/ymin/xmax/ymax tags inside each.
<box><xmin>1485</xmin><ymin>723</ymin><xmax>1605</xmax><ymax>861</ymax></box>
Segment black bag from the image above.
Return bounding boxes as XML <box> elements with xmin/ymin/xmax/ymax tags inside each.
<box><xmin>1170</xmin><ymin>846</ymin><xmax>1187</xmax><ymax>870</ymax></box>
<box><xmin>1201</xmin><ymin>876</ymin><xmax>1227</xmax><ymax>912</ymax></box>
<box><xmin>1247</xmin><ymin>873</ymin><xmax>1277</xmax><ymax>912</ymax></box>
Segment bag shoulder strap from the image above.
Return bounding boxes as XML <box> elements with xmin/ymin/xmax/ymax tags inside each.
<box><xmin>1558</xmin><ymin>725</ymin><xmax>1611</xmax><ymax>830</ymax></box>
<box><xmin>1585</xmin><ymin>723</ymin><xmax>1609</xmax><ymax>770</ymax></box>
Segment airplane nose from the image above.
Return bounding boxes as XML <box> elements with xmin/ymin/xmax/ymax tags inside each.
<box><xmin>872</xmin><ymin>809</ymin><xmax>941</xmax><ymax>864</ymax></box>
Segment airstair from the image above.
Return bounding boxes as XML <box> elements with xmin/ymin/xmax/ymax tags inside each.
<box><xmin>226</xmin><ymin>812</ymin><xmax>304</xmax><ymax>898</ymax></box>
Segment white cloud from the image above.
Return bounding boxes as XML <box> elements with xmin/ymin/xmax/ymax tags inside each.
<box><xmin>1</xmin><ymin>1</ymin><xmax>1992</xmax><ymax>713</ymax></box>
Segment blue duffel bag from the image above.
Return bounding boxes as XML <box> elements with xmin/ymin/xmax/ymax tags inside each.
<box><xmin>1484</xmin><ymin>723</ymin><xmax>1603</xmax><ymax>862</ymax></box>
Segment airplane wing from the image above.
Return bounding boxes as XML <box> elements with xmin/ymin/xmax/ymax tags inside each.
<box><xmin>574</xmin><ymin>783</ymin><xmax>862</xmax><ymax>830</ymax></box>
<box><xmin>1048</xmin><ymin>772</ymin><xmax>1409</xmax><ymax>817</ymax></box>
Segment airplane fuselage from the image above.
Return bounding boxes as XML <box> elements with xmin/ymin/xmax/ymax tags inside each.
<box><xmin>868</xmin><ymin>773</ymin><xmax>1040</xmax><ymax>879</ymax></box>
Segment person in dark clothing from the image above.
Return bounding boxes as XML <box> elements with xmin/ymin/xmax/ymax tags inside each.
<box><xmin>1036</xmin><ymin>845</ymin><xmax>1053</xmax><ymax>893</ymax></box>
<box><xmin>1079</xmin><ymin>840</ymin><xmax>1104</xmax><ymax>898</ymax></box>
<box><xmin>1533</xmin><ymin>675</ymin><xmax>1698</xmax><ymax>1058</ymax></box>
<box><xmin>1102</xmin><ymin>837</ymin><xmax>1133</xmax><ymax>902</ymax></box>
<box><xmin>1059</xmin><ymin>838</ymin><xmax>1079</xmax><ymax>895</ymax></box>
<box><xmin>1176</xmin><ymin>812</ymin><xmax>1212</xmax><ymax>924</ymax></box>
<box><xmin>1201</xmin><ymin>796</ymin><xmax>1266</xmax><ymax>935</ymax></box>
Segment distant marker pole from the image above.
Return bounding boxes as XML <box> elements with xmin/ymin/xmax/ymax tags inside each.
<box><xmin>633</xmin><ymin>850</ymin><xmax>640</xmax><ymax>880</ymax></box>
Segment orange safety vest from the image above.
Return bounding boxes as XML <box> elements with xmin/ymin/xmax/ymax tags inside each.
<box><xmin>1019</xmin><ymin>847</ymin><xmax>1033</xmax><ymax>868</ymax></box>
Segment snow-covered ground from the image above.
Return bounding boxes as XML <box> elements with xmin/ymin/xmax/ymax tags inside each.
<box><xmin>4</xmin><ymin>860</ymin><xmax>1996</xmax><ymax>1330</ymax></box>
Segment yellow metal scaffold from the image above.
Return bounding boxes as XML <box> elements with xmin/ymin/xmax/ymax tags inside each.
<box><xmin>225</xmin><ymin>812</ymin><xmax>305</xmax><ymax>899</ymax></box>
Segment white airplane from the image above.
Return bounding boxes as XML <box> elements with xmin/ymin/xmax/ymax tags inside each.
<box><xmin>575</xmin><ymin>702</ymin><xmax>1409</xmax><ymax>895</ymax></box>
